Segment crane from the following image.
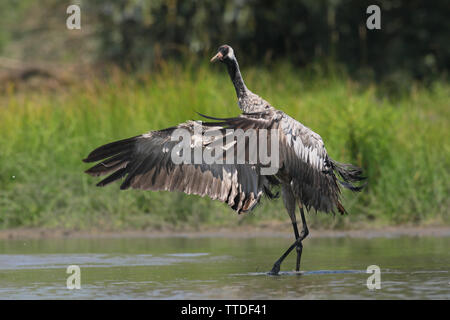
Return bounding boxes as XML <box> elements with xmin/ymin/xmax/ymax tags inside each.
<box><xmin>83</xmin><ymin>45</ymin><xmax>365</xmax><ymax>275</ymax></box>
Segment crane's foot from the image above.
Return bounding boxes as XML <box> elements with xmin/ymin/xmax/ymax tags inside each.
<box><xmin>295</xmin><ymin>242</ymin><xmax>303</xmax><ymax>272</ymax></box>
<box><xmin>268</xmin><ymin>235</ymin><xmax>307</xmax><ymax>275</ymax></box>
<box><xmin>268</xmin><ymin>263</ymin><xmax>280</xmax><ymax>275</ymax></box>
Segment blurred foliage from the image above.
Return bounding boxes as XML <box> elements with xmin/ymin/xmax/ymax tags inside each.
<box><xmin>0</xmin><ymin>64</ymin><xmax>448</xmax><ymax>230</ymax></box>
<box><xmin>86</xmin><ymin>0</ymin><xmax>449</xmax><ymax>85</ymax></box>
<box><xmin>0</xmin><ymin>0</ymin><xmax>34</xmax><ymax>52</ymax></box>
<box><xmin>1</xmin><ymin>0</ymin><xmax>448</xmax><ymax>91</ymax></box>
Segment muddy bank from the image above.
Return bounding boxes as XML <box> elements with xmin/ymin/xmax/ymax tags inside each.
<box><xmin>1</xmin><ymin>224</ymin><xmax>449</xmax><ymax>240</ymax></box>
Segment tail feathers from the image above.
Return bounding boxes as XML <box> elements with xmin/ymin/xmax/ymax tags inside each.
<box><xmin>331</xmin><ymin>159</ymin><xmax>366</xmax><ymax>192</ymax></box>
<box><xmin>83</xmin><ymin>136</ymin><xmax>138</xmax><ymax>187</ymax></box>
<box><xmin>338</xmin><ymin>179</ymin><xmax>366</xmax><ymax>192</ymax></box>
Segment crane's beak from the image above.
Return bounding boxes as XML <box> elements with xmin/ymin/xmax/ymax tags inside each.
<box><xmin>210</xmin><ymin>52</ymin><xmax>223</xmax><ymax>62</ymax></box>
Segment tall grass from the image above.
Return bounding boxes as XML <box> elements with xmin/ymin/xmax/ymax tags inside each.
<box><xmin>0</xmin><ymin>62</ymin><xmax>449</xmax><ymax>230</ymax></box>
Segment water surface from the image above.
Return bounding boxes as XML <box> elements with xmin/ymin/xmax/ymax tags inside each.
<box><xmin>0</xmin><ymin>235</ymin><xmax>448</xmax><ymax>299</ymax></box>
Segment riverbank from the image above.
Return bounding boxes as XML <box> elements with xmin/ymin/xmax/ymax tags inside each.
<box><xmin>1</xmin><ymin>224</ymin><xmax>449</xmax><ymax>240</ymax></box>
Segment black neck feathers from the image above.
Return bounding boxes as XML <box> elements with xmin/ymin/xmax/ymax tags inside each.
<box><xmin>225</xmin><ymin>57</ymin><xmax>248</xmax><ymax>99</ymax></box>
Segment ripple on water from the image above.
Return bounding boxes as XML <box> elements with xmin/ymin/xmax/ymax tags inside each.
<box><xmin>232</xmin><ymin>270</ymin><xmax>365</xmax><ymax>276</ymax></box>
<box><xmin>0</xmin><ymin>253</ymin><xmax>213</xmax><ymax>270</ymax></box>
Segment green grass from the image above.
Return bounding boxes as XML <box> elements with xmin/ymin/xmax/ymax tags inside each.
<box><xmin>0</xmin><ymin>62</ymin><xmax>449</xmax><ymax>231</ymax></box>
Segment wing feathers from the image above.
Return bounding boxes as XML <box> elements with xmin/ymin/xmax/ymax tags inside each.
<box><xmin>83</xmin><ymin>122</ymin><xmax>272</xmax><ymax>213</ymax></box>
<box><xmin>84</xmin><ymin>111</ymin><xmax>364</xmax><ymax>215</ymax></box>
<box><xmin>200</xmin><ymin>111</ymin><xmax>364</xmax><ymax>214</ymax></box>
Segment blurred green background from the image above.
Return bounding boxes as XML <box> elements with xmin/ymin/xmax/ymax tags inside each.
<box><xmin>0</xmin><ymin>0</ymin><xmax>448</xmax><ymax>231</ymax></box>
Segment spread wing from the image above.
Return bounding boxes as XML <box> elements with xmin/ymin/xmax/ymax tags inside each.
<box><xmin>83</xmin><ymin>121</ymin><xmax>273</xmax><ymax>213</ymax></box>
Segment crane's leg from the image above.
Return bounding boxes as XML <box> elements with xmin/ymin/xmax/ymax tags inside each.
<box><xmin>269</xmin><ymin>185</ymin><xmax>308</xmax><ymax>275</ymax></box>
<box><xmin>293</xmin><ymin>219</ymin><xmax>301</xmax><ymax>272</ymax></box>
<box><xmin>268</xmin><ymin>208</ymin><xmax>309</xmax><ymax>275</ymax></box>
<box><xmin>295</xmin><ymin>204</ymin><xmax>309</xmax><ymax>271</ymax></box>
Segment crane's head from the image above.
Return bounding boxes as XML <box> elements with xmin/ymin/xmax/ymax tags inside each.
<box><xmin>210</xmin><ymin>45</ymin><xmax>235</xmax><ymax>63</ymax></box>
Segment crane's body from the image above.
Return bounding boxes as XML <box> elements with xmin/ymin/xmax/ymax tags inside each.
<box><xmin>84</xmin><ymin>45</ymin><xmax>365</xmax><ymax>274</ymax></box>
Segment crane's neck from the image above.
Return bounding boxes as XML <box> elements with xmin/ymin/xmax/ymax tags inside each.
<box><xmin>225</xmin><ymin>57</ymin><xmax>249</xmax><ymax>101</ymax></box>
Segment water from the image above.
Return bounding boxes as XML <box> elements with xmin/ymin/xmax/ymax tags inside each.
<box><xmin>0</xmin><ymin>235</ymin><xmax>448</xmax><ymax>299</ymax></box>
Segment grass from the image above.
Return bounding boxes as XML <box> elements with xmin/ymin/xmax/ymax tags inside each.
<box><xmin>0</xmin><ymin>61</ymin><xmax>449</xmax><ymax>231</ymax></box>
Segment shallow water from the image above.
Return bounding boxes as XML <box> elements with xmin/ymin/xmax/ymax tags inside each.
<box><xmin>0</xmin><ymin>235</ymin><xmax>448</xmax><ymax>299</ymax></box>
